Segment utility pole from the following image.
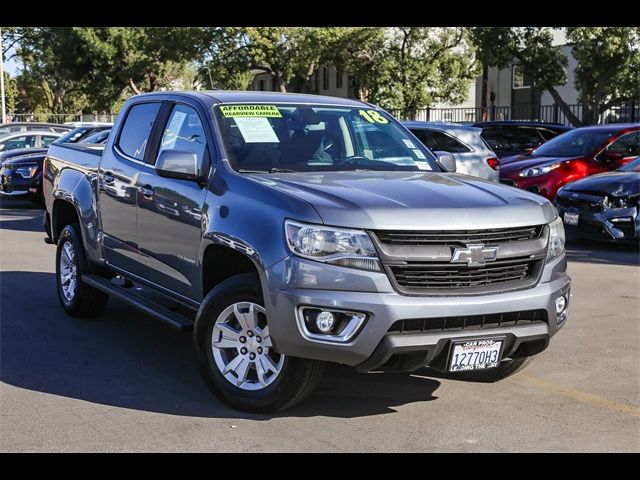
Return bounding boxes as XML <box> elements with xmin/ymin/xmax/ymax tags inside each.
<box><xmin>0</xmin><ymin>28</ymin><xmax>6</xmax><ymax>123</ymax></box>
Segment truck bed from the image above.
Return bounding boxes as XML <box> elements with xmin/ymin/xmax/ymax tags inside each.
<box><xmin>46</xmin><ymin>143</ymin><xmax>105</xmax><ymax>172</ymax></box>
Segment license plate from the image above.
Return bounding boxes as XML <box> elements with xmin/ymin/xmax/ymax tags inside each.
<box><xmin>448</xmin><ymin>338</ymin><xmax>504</xmax><ymax>372</ymax></box>
<box><xmin>563</xmin><ymin>212</ymin><xmax>579</xmax><ymax>226</ymax></box>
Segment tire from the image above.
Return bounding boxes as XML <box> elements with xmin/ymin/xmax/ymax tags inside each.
<box><xmin>56</xmin><ymin>224</ymin><xmax>109</xmax><ymax>317</ymax></box>
<box><xmin>454</xmin><ymin>356</ymin><xmax>535</xmax><ymax>383</ymax></box>
<box><xmin>194</xmin><ymin>273</ymin><xmax>325</xmax><ymax>413</ymax></box>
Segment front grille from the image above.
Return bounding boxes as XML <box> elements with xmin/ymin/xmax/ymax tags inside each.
<box><xmin>374</xmin><ymin>225</ymin><xmax>542</xmax><ymax>246</ymax></box>
<box><xmin>556</xmin><ymin>195</ymin><xmax>604</xmax><ymax>213</ymax></box>
<box><xmin>388</xmin><ymin>309</ymin><xmax>548</xmax><ymax>334</ymax></box>
<box><xmin>390</xmin><ymin>257</ymin><xmax>538</xmax><ymax>290</ymax></box>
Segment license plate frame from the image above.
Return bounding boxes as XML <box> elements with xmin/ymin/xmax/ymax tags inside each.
<box><xmin>448</xmin><ymin>337</ymin><xmax>505</xmax><ymax>372</ymax></box>
<box><xmin>563</xmin><ymin>211</ymin><xmax>579</xmax><ymax>226</ymax></box>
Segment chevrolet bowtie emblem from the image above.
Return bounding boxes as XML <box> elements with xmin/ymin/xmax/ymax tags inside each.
<box><xmin>451</xmin><ymin>244</ymin><xmax>499</xmax><ymax>266</ymax></box>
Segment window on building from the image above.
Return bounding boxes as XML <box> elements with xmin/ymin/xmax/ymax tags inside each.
<box><xmin>336</xmin><ymin>68</ymin><xmax>343</xmax><ymax>89</ymax></box>
<box><xmin>512</xmin><ymin>64</ymin><xmax>533</xmax><ymax>89</ymax></box>
<box><xmin>259</xmin><ymin>79</ymin><xmax>265</xmax><ymax>91</ymax></box>
<box><xmin>323</xmin><ymin>67</ymin><xmax>329</xmax><ymax>90</ymax></box>
<box><xmin>272</xmin><ymin>78</ymin><xmax>278</xmax><ymax>91</ymax></box>
<box><xmin>314</xmin><ymin>72</ymin><xmax>319</xmax><ymax>92</ymax></box>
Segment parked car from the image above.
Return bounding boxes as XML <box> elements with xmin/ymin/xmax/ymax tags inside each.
<box><xmin>0</xmin><ymin>122</ymin><xmax>73</xmax><ymax>136</ymax></box>
<box><xmin>474</xmin><ymin>121</ymin><xmax>573</xmax><ymax>159</ymax></box>
<box><xmin>555</xmin><ymin>156</ymin><xmax>639</xmax><ymax>244</ymax></box>
<box><xmin>0</xmin><ymin>126</ymin><xmax>111</xmax><ymax>203</ymax></box>
<box><xmin>43</xmin><ymin>91</ymin><xmax>570</xmax><ymax>412</ymax></box>
<box><xmin>403</xmin><ymin>121</ymin><xmax>499</xmax><ymax>181</ymax></box>
<box><xmin>0</xmin><ymin>130</ymin><xmax>62</xmax><ymax>152</ymax></box>
<box><xmin>499</xmin><ymin>124</ymin><xmax>640</xmax><ymax>200</ymax></box>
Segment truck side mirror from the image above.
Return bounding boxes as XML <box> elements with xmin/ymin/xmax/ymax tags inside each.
<box><xmin>434</xmin><ymin>151</ymin><xmax>456</xmax><ymax>172</ymax></box>
<box><xmin>155</xmin><ymin>149</ymin><xmax>201</xmax><ymax>181</ymax></box>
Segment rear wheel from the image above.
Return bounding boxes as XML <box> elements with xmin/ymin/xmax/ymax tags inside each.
<box><xmin>56</xmin><ymin>224</ymin><xmax>109</xmax><ymax>317</ymax></box>
<box><xmin>194</xmin><ymin>273</ymin><xmax>325</xmax><ymax>412</ymax></box>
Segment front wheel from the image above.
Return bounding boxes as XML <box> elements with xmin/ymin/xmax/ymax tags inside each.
<box><xmin>194</xmin><ymin>273</ymin><xmax>325</xmax><ymax>412</ymax></box>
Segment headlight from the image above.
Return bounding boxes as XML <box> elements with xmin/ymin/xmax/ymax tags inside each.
<box><xmin>16</xmin><ymin>165</ymin><xmax>39</xmax><ymax>178</ymax></box>
<box><xmin>519</xmin><ymin>163</ymin><xmax>561</xmax><ymax>178</ymax></box>
<box><xmin>285</xmin><ymin>220</ymin><xmax>380</xmax><ymax>271</ymax></box>
<box><xmin>547</xmin><ymin>217</ymin><xmax>565</xmax><ymax>262</ymax></box>
<box><xmin>603</xmin><ymin>196</ymin><xmax>629</xmax><ymax>209</ymax></box>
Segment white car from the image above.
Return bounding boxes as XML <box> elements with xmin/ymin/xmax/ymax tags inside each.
<box><xmin>403</xmin><ymin>121</ymin><xmax>500</xmax><ymax>181</ymax></box>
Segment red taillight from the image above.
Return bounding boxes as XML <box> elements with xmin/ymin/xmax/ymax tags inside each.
<box><xmin>486</xmin><ymin>157</ymin><xmax>500</xmax><ymax>170</ymax></box>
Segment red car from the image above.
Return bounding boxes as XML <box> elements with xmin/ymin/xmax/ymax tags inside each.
<box><xmin>499</xmin><ymin>124</ymin><xmax>640</xmax><ymax>200</ymax></box>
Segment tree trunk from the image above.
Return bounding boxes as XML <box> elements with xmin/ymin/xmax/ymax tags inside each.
<box><xmin>148</xmin><ymin>72</ymin><xmax>158</xmax><ymax>92</ymax></box>
<box><xmin>480</xmin><ymin>63</ymin><xmax>488</xmax><ymax>122</ymax></box>
<box><xmin>547</xmin><ymin>86</ymin><xmax>582</xmax><ymax>127</ymax></box>
<box><xmin>128</xmin><ymin>78</ymin><xmax>141</xmax><ymax>95</ymax></box>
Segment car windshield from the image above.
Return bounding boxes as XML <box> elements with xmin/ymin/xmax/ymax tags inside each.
<box><xmin>214</xmin><ymin>104</ymin><xmax>438</xmax><ymax>172</ymax></box>
<box><xmin>54</xmin><ymin>127</ymin><xmax>108</xmax><ymax>144</ymax></box>
<box><xmin>618</xmin><ymin>156</ymin><xmax>640</xmax><ymax>172</ymax></box>
<box><xmin>533</xmin><ymin>129</ymin><xmax>615</xmax><ymax>157</ymax></box>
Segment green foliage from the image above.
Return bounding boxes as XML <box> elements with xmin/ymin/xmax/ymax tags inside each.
<box><xmin>334</xmin><ymin>28</ymin><xmax>478</xmax><ymax>114</ymax></box>
<box><xmin>567</xmin><ymin>27</ymin><xmax>640</xmax><ymax>123</ymax></box>
<box><xmin>471</xmin><ymin>27</ymin><xmax>580</xmax><ymax>125</ymax></box>
<box><xmin>3</xmin><ymin>72</ymin><xmax>17</xmax><ymax>112</ymax></box>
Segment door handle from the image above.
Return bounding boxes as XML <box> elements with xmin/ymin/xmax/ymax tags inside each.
<box><xmin>139</xmin><ymin>184</ymin><xmax>155</xmax><ymax>198</ymax></box>
<box><xmin>102</xmin><ymin>171</ymin><xmax>115</xmax><ymax>184</ymax></box>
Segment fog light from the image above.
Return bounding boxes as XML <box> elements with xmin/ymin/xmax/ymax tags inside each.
<box><xmin>316</xmin><ymin>311</ymin><xmax>335</xmax><ymax>333</ymax></box>
<box><xmin>298</xmin><ymin>307</ymin><xmax>368</xmax><ymax>343</ymax></box>
<box><xmin>555</xmin><ymin>295</ymin><xmax>566</xmax><ymax>314</ymax></box>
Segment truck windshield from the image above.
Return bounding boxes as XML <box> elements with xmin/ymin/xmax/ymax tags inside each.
<box><xmin>214</xmin><ymin>104</ymin><xmax>438</xmax><ymax>173</ymax></box>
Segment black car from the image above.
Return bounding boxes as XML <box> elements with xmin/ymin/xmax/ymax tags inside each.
<box><xmin>555</xmin><ymin>156</ymin><xmax>640</xmax><ymax>244</ymax></box>
<box><xmin>473</xmin><ymin>121</ymin><xmax>573</xmax><ymax>159</ymax></box>
<box><xmin>0</xmin><ymin>126</ymin><xmax>111</xmax><ymax>203</ymax></box>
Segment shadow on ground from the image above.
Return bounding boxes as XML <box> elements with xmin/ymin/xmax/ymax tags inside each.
<box><xmin>0</xmin><ymin>270</ymin><xmax>440</xmax><ymax>420</ymax></box>
<box><xmin>0</xmin><ymin>196</ymin><xmax>44</xmax><ymax>233</ymax></box>
<box><xmin>565</xmin><ymin>236</ymin><xmax>639</xmax><ymax>266</ymax></box>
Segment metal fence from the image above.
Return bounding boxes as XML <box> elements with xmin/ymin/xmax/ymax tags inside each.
<box><xmin>389</xmin><ymin>101</ymin><xmax>639</xmax><ymax>126</ymax></box>
<box><xmin>5</xmin><ymin>113</ymin><xmax>118</xmax><ymax>124</ymax></box>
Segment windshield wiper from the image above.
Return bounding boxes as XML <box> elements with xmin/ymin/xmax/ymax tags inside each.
<box><xmin>237</xmin><ymin>167</ymin><xmax>298</xmax><ymax>174</ymax></box>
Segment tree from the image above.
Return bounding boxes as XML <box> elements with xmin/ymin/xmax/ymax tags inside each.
<box><xmin>335</xmin><ymin>28</ymin><xmax>477</xmax><ymax>116</ymax></box>
<box><xmin>567</xmin><ymin>27</ymin><xmax>640</xmax><ymax>125</ymax></box>
<box><xmin>3</xmin><ymin>72</ymin><xmax>17</xmax><ymax>112</ymax></box>
<box><xmin>199</xmin><ymin>27</ymin><xmax>254</xmax><ymax>90</ymax></box>
<box><xmin>472</xmin><ymin>28</ymin><xmax>581</xmax><ymax>126</ymax></box>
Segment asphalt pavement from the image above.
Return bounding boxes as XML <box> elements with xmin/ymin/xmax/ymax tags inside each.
<box><xmin>1</xmin><ymin>196</ymin><xmax>638</xmax><ymax>452</ymax></box>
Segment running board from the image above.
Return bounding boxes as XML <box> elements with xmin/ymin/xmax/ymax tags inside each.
<box><xmin>82</xmin><ymin>274</ymin><xmax>194</xmax><ymax>331</ymax></box>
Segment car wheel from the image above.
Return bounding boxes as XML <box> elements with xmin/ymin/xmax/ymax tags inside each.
<box><xmin>194</xmin><ymin>273</ymin><xmax>325</xmax><ymax>413</ymax></box>
<box><xmin>56</xmin><ymin>224</ymin><xmax>109</xmax><ymax>317</ymax></box>
<box><xmin>454</xmin><ymin>356</ymin><xmax>534</xmax><ymax>382</ymax></box>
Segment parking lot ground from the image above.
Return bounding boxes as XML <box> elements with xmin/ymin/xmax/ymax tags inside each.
<box><xmin>1</xmin><ymin>196</ymin><xmax>639</xmax><ymax>452</ymax></box>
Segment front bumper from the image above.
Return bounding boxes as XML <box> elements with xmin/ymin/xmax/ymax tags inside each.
<box><xmin>555</xmin><ymin>202</ymin><xmax>639</xmax><ymax>243</ymax></box>
<box><xmin>0</xmin><ymin>170</ymin><xmax>40</xmax><ymax>196</ymax></box>
<box><xmin>264</xmin><ymin>254</ymin><xmax>570</xmax><ymax>371</ymax></box>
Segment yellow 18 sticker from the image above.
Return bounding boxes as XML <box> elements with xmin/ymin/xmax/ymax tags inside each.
<box><xmin>359</xmin><ymin>109</ymin><xmax>389</xmax><ymax>124</ymax></box>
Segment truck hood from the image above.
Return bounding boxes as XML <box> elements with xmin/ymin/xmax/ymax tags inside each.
<box><xmin>561</xmin><ymin>171</ymin><xmax>640</xmax><ymax>197</ymax></box>
<box><xmin>248</xmin><ymin>171</ymin><xmax>556</xmax><ymax>229</ymax></box>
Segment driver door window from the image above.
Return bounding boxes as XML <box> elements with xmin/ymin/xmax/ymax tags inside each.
<box><xmin>604</xmin><ymin>131</ymin><xmax>640</xmax><ymax>158</ymax></box>
<box><xmin>156</xmin><ymin>104</ymin><xmax>208</xmax><ymax>171</ymax></box>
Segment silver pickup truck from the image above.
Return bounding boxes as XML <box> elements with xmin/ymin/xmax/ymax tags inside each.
<box><xmin>43</xmin><ymin>91</ymin><xmax>571</xmax><ymax>412</ymax></box>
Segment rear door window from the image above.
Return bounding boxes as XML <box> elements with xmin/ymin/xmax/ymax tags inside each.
<box><xmin>117</xmin><ymin>102</ymin><xmax>162</xmax><ymax>161</ymax></box>
<box><xmin>411</xmin><ymin>129</ymin><xmax>471</xmax><ymax>153</ymax></box>
<box><xmin>41</xmin><ymin>135</ymin><xmax>59</xmax><ymax>147</ymax></box>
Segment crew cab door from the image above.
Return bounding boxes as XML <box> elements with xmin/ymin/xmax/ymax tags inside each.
<box><xmin>98</xmin><ymin>101</ymin><xmax>162</xmax><ymax>273</ymax></box>
<box><xmin>135</xmin><ymin>101</ymin><xmax>210</xmax><ymax>300</ymax></box>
